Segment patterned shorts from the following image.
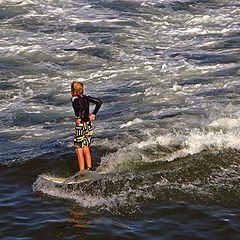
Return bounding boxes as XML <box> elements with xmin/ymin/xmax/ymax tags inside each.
<box><xmin>74</xmin><ymin>121</ymin><xmax>93</xmax><ymax>148</ymax></box>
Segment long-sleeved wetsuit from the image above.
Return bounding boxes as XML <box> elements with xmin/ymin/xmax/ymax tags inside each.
<box><xmin>71</xmin><ymin>95</ymin><xmax>102</xmax><ymax>122</ymax></box>
<box><xmin>72</xmin><ymin>95</ymin><xmax>102</xmax><ymax>148</ymax></box>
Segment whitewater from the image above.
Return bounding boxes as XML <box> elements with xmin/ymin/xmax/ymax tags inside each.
<box><xmin>0</xmin><ymin>0</ymin><xmax>240</xmax><ymax>239</ymax></box>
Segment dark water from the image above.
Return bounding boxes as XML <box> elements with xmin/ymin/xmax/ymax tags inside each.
<box><xmin>0</xmin><ymin>0</ymin><xmax>240</xmax><ymax>239</ymax></box>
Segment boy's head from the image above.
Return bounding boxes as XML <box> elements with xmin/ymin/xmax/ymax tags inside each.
<box><xmin>71</xmin><ymin>81</ymin><xmax>84</xmax><ymax>96</ymax></box>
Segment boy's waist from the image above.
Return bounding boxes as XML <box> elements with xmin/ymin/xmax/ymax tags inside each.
<box><xmin>75</xmin><ymin>116</ymin><xmax>90</xmax><ymax>122</ymax></box>
<box><xmin>75</xmin><ymin>121</ymin><xmax>91</xmax><ymax>126</ymax></box>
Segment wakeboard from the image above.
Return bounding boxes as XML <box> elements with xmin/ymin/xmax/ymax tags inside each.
<box><xmin>41</xmin><ymin>170</ymin><xmax>102</xmax><ymax>185</ymax></box>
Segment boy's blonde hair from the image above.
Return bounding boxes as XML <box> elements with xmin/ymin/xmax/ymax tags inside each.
<box><xmin>71</xmin><ymin>81</ymin><xmax>84</xmax><ymax>95</ymax></box>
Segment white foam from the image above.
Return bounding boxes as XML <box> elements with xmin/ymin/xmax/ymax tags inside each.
<box><xmin>208</xmin><ymin>117</ymin><xmax>240</xmax><ymax>130</ymax></box>
<box><xmin>98</xmin><ymin>125</ymin><xmax>240</xmax><ymax>174</ymax></box>
<box><xmin>1</xmin><ymin>0</ymin><xmax>239</xmax><ymax>170</ymax></box>
<box><xmin>120</xmin><ymin>118</ymin><xmax>143</xmax><ymax>128</ymax></box>
<box><xmin>0</xmin><ymin>0</ymin><xmax>33</xmax><ymax>5</ymax></box>
<box><xmin>33</xmin><ymin>174</ymin><xmax>143</xmax><ymax>211</ymax></box>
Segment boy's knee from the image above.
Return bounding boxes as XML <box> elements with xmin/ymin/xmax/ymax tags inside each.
<box><xmin>83</xmin><ymin>146</ymin><xmax>90</xmax><ymax>153</ymax></box>
<box><xmin>76</xmin><ymin>148</ymin><xmax>83</xmax><ymax>153</ymax></box>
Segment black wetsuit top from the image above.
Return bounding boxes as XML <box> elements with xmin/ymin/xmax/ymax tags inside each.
<box><xmin>71</xmin><ymin>95</ymin><xmax>102</xmax><ymax>122</ymax></box>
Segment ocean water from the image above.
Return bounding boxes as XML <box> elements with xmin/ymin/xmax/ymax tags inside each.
<box><xmin>0</xmin><ymin>0</ymin><xmax>240</xmax><ymax>239</ymax></box>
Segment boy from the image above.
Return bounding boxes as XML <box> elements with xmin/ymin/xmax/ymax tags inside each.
<box><xmin>71</xmin><ymin>81</ymin><xmax>102</xmax><ymax>171</ymax></box>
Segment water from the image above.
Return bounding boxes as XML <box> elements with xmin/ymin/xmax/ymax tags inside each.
<box><xmin>0</xmin><ymin>0</ymin><xmax>240</xmax><ymax>239</ymax></box>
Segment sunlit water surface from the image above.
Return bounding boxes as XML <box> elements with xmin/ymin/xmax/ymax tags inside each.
<box><xmin>0</xmin><ymin>0</ymin><xmax>240</xmax><ymax>239</ymax></box>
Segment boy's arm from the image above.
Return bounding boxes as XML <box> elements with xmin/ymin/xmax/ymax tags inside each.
<box><xmin>88</xmin><ymin>96</ymin><xmax>102</xmax><ymax>117</ymax></box>
<box><xmin>72</xmin><ymin>97</ymin><xmax>81</xmax><ymax>123</ymax></box>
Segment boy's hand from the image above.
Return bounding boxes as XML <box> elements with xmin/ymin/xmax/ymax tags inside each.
<box><xmin>75</xmin><ymin>118</ymin><xmax>80</xmax><ymax>124</ymax></box>
<box><xmin>90</xmin><ymin>114</ymin><xmax>95</xmax><ymax>121</ymax></box>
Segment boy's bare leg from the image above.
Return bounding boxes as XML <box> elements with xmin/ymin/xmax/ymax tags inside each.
<box><xmin>76</xmin><ymin>148</ymin><xmax>85</xmax><ymax>171</ymax></box>
<box><xmin>83</xmin><ymin>146</ymin><xmax>91</xmax><ymax>169</ymax></box>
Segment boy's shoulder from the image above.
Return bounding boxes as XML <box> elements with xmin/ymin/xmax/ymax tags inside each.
<box><xmin>72</xmin><ymin>94</ymin><xmax>88</xmax><ymax>102</ymax></box>
<box><xmin>71</xmin><ymin>96</ymin><xmax>78</xmax><ymax>102</ymax></box>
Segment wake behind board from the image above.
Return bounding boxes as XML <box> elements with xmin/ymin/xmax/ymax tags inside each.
<box><xmin>41</xmin><ymin>171</ymin><xmax>102</xmax><ymax>185</ymax></box>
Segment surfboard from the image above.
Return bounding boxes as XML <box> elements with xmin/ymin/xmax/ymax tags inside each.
<box><xmin>41</xmin><ymin>171</ymin><xmax>102</xmax><ymax>185</ymax></box>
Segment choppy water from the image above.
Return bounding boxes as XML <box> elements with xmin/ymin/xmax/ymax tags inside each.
<box><xmin>0</xmin><ymin>0</ymin><xmax>240</xmax><ymax>239</ymax></box>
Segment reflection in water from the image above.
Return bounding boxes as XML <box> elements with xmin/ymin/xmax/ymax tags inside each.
<box><xmin>68</xmin><ymin>205</ymin><xmax>92</xmax><ymax>228</ymax></box>
<box><xmin>56</xmin><ymin>206</ymin><xmax>92</xmax><ymax>238</ymax></box>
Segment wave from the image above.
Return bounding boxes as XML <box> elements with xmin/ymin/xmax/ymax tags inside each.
<box><xmin>99</xmin><ymin>121</ymin><xmax>240</xmax><ymax>174</ymax></box>
<box><xmin>33</xmin><ymin>112</ymin><xmax>240</xmax><ymax>213</ymax></box>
